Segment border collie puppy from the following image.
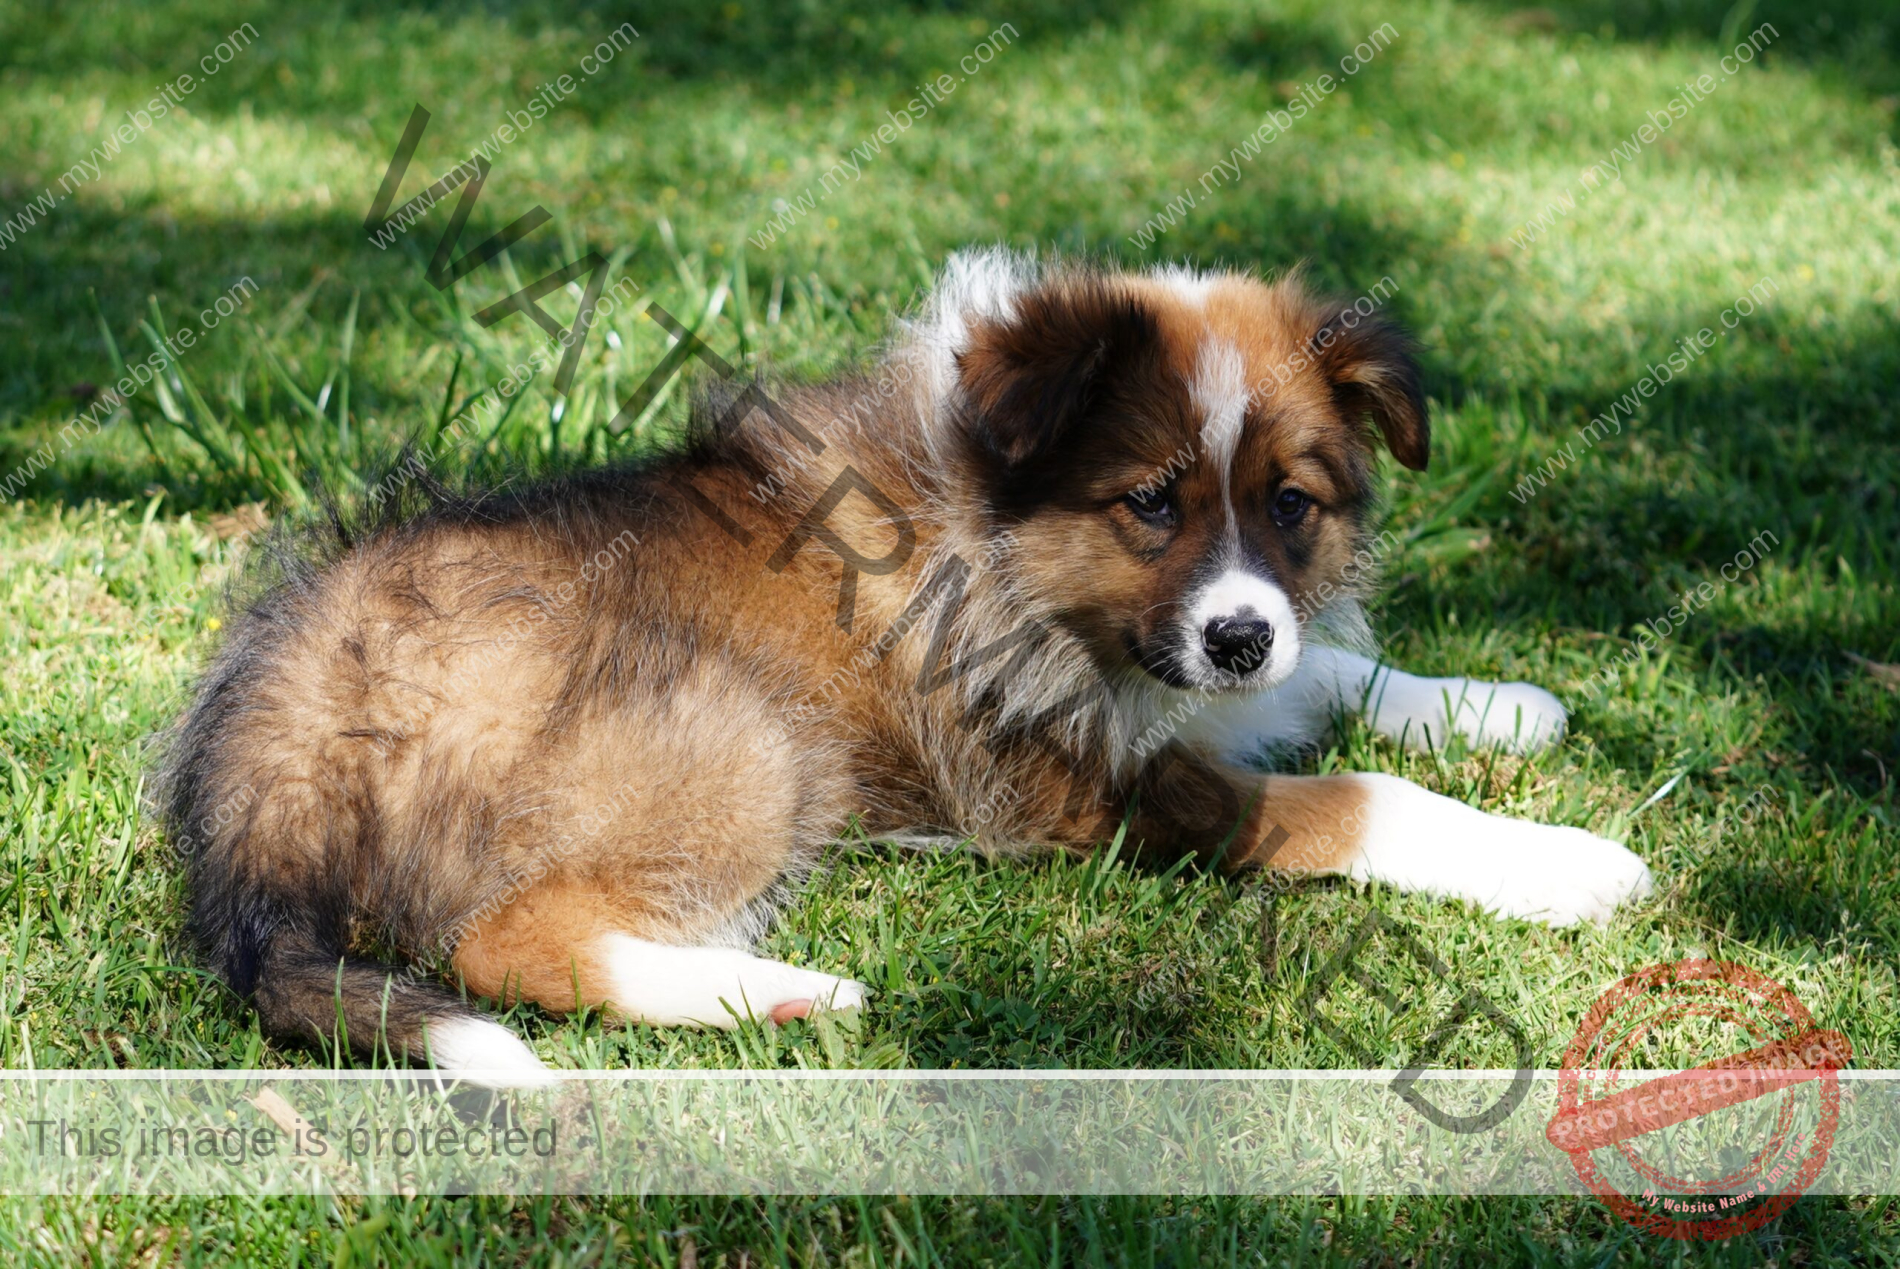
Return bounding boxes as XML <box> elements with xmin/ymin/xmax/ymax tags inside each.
<box><xmin>158</xmin><ymin>250</ymin><xmax>1652</xmax><ymax>1085</ymax></box>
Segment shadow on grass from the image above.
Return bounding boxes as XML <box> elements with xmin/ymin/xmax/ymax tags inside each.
<box><xmin>1411</xmin><ymin>304</ymin><xmax>1900</xmax><ymax>797</ymax></box>
<box><xmin>3</xmin><ymin>137</ymin><xmax>1465</xmax><ymax>509</ymax></box>
<box><xmin>1459</xmin><ymin>0</ymin><xmax>1900</xmax><ymax>98</ymax></box>
<box><xmin>0</xmin><ymin>0</ymin><xmax>1141</xmax><ymax>101</ymax></box>
<box><xmin>1684</xmin><ymin>845</ymin><xmax>1900</xmax><ymax>955</ymax></box>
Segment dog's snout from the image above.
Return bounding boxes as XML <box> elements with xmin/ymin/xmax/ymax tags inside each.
<box><xmin>1201</xmin><ymin>614</ymin><xmax>1274</xmax><ymax>675</ymax></box>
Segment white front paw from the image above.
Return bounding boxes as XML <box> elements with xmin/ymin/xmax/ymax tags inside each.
<box><xmin>1480</xmin><ymin>825</ymin><xmax>1653</xmax><ymax>926</ymax></box>
<box><xmin>1443</xmin><ymin>680</ymin><xmax>1568</xmax><ymax>754</ymax></box>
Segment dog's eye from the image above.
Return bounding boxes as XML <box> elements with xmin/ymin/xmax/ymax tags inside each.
<box><xmin>1124</xmin><ymin>486</ymin><xmax>1176</xmax><ymax>527</ymax></box>
<box><xmin>1271</xmin><ymin>488</ymin><xmax>1311</xmax><ymax>527</ymax></box>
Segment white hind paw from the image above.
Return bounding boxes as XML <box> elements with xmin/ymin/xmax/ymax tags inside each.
<box><xmin>601</xmin><ymin>935</ymin><xmax>867</xmax><ymax>1028</ymax></box>
<box><xmin>424</xmin><ymin>1016</ymin><xmax>561</xmax><ymax>1089</ymax></box>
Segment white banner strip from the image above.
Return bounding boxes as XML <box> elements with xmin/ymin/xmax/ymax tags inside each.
<box><xmin>3</xmin><ymin>1071</ymin><xmax>1895</xmax><ymax>1197</ymax></box>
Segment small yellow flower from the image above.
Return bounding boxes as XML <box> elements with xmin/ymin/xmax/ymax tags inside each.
<box><xmin>206</xmin><ymin>617</ymin><xmax>221</xmax><ymax>632</ymax></box>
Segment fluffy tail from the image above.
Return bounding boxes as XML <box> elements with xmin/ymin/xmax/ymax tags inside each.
<box><xmin>240</xmin><ymin>922</ymin><xmax>556</xmax><ymax>1088</ymax></box>
<box><xmin>188</xmin><ymin>867</ymin><xmax>557</xmax><ymax>1087</ymax></box>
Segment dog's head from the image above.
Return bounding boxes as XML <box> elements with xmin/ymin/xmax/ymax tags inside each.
<box><xmin>946</xmin><ymin>259</ymin><xmax>1426</xmax><ymax>694</ymax></box>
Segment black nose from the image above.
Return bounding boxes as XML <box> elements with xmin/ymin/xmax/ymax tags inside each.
<box><xmin>1201</xmin><ymin>616</ymin><xmax>1274</xmax><ymax>675</ymax></box>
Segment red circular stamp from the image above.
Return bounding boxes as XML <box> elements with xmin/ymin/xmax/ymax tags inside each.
<box><xmin>1546</xmin><ymin>959</ymin><xmax>1851</xmax><ymax>1240</ymax></box>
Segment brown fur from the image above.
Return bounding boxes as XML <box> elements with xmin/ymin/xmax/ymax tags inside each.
<box><xmin>155</xmin><ymin>256</ymin><xmax>1426</xmax><ymax>1063</ymax></box>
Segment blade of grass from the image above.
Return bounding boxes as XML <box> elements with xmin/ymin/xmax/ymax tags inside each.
<box><xmin>269</xmin><ymin>269</ymin><xmax>329</xmax><ymax>342</ymax></box>
<box><xmin>423</xmin><ymin>350</ymin><xmax>466</xmax><ymax>450</ymax></box>
<box><xmin>612</xmin><ymin>277</ymin><xmax>729</xmax><ymax>442</ymax></box>
<box><xmin>91</xmin><ymin>289</ymin><xmax>166</xmax><ymax>472</ymax></box>
<box><xmin>337</xmin><ymin>288</ymin><xmax>359</xmax><ymax>451</ymax></box>
<box><xmin>731</xmin><ymin>240</ymin><xmax>753</xmax><ymax>358</ymax></box>
<box><xmin>136</xmin><ymin>311</ymin><xmax>242</xmax><ymax>477</ymax></box>
<box><xmin>254</xmin><ymin>331</ymin><xmax>335</xmax><ymax>429</ymax></box>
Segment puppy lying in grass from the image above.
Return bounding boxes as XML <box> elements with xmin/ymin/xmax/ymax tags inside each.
<box><xmin>158</xmin><ymin>250</ymin><xmax>1652</xmax><ymax>1085</ymax></box>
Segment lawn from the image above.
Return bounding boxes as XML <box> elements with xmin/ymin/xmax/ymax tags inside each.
<box><xmin>1</xmin><ymin>0</ymin><xmax>1897</xmax><ymax>1262</ymax></box>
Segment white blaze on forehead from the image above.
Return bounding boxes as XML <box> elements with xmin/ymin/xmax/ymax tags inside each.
<box><xmin>1191</xmin><ymin>338</ymin><xmax>1250</xmax><ymax>501</ymax></box>
<box><xmin>1149</xmin><ymin>263</ymin><xmax>1218</xmax><ymax>307</ymax></box>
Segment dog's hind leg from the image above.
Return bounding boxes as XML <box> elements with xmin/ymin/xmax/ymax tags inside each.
<box><xmin>595</xmin><ymin>937</ymin><xmax>866</xmax><ymax>1026</ymax></box>
<box><xmin>449</xmin><ymin>655</ymin><xmax>866</xmax><ymax>1034</ymax></box>
<box><xmin>448</xmin><ymin>855</ymin><xmax>869</xmax><ymax>1038</ymax></box>
<box><xmin>1037</xmin><ymin>746</ymin><xmax>1651</xmax><ymax>926</ymax></box>
<box><xmin>452</xmin><ymin>884</ymin><xmax>866</xmax><ymax>1028</ymax></box>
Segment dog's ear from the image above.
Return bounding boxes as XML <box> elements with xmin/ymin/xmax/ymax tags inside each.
<box><xmin>1310</xmin><ymin>306</ymin><xmax>1429</xmax><ymax>471</ymax></box>
<box><xmin>955</xmin><ymin>279</ymin><xmax>1160</xmax><ymax>467</ymax></box>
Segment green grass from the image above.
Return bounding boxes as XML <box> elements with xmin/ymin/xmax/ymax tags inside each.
<box><xmin>2</xmin><ymin>0</ymin><xmax>1898</xmax><ymax>1262</ymax></box>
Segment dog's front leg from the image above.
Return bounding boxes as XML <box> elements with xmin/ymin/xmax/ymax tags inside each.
<box><xmin>1081</xmin><ymin>750</ymin><xmax>1651</xmax><ymax>926</ymax></box>
<box><xmin>1296</xmin><ymin>646</ymin><xmax>1571</xmax><ymax>754</ymax></box>
<box><xmin>1232</xmin><ymin>771</ymin><xmax>1652</xmax><ymax>926</ymax></box>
